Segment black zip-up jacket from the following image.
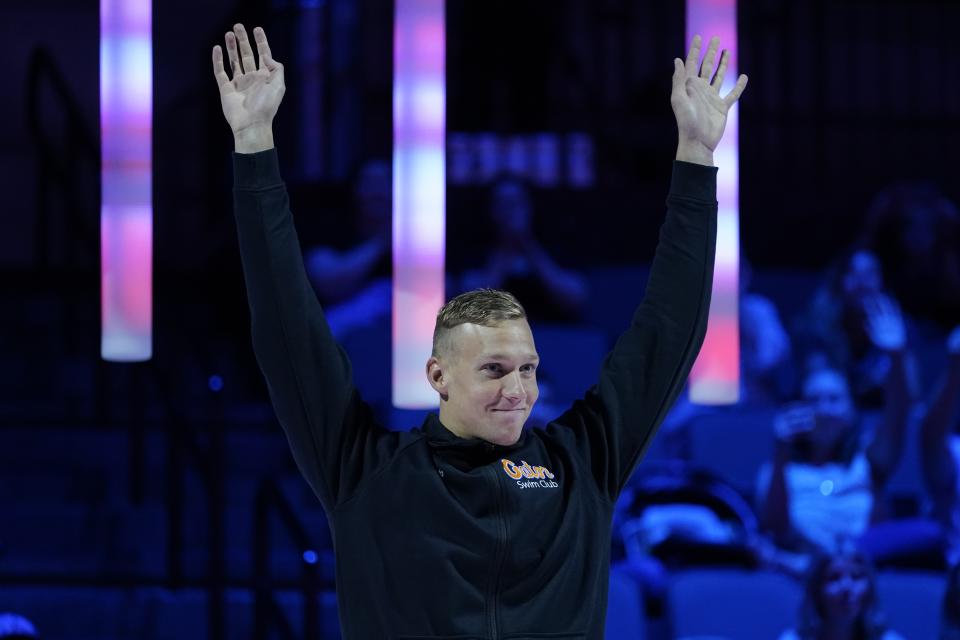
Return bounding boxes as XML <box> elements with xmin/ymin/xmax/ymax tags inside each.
<box><xmin>232</xmin><ymin>149</ymin><xmax>717</xmax><ymax>639</ymax></box>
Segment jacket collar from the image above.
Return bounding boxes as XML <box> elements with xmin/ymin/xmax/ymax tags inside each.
<box><xmin>422</xmin><ymin>412</ymin><xmax>528</xmax><ymax>453</ymax></box>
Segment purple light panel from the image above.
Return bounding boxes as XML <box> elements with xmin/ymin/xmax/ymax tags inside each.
<box><xmin>100</xmin><ymin>0</ymin><xmax>152</xmax><ymax>361</ymax></box>
<box><xmin>687</xmin><ymin>0</ymin><xmax>741</xmax><ymax>404</ymax></box>
<box><xmin>393</xmin><ymin>0</ymin><xmax>446</xmax><ymax>407</ymax></box>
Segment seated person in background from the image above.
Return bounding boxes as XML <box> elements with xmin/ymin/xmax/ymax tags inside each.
<box><xmin>757</xmin><ymin>300</ymin><xmax>911</xmax><ymax>556</ymax></box>
<box><xmin>796</xmin><ymin>248</ymin><xmax>919</xmax><ymax>408</ymax></box>
<box><xmin>778</xmin><ymin>543</ymin><xmax>904</xmax><ymax>640</ymax></box>
<box><xmin>918</xmin><ymin>326</ymin><xmax>960</xmax><ymax>564</ymax></box>
<box><xmin>458</xmin><ymin>175</ymin><xmax>588</xmax><ymax>323</ymax></box>
<box><xmin>305</xmin><ymin>159</ymin><xmax>392</xmax><ymax>339</ymax></box>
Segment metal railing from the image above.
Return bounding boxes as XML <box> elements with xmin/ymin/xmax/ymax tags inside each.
<box><xmin>253</xmin><ymin>478</ymin><xmax>327</xmax><ymax>640</ymax></box>
<box><xmin>26</xmin><ymin>47</ymin><xmax>99</xmax><ymax>271</ymax></box>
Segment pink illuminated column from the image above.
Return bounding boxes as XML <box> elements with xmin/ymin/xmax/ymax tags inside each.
<box><xmin>393</xmin><ymin>0</ymin><xmax>446</xmax><ymax>407</ymax></box>
<box><xmin>687</xmin><ymin>0</ymin><xmax>741</xmax><ymax>404</ymax></box>
<box><xmin>100</xmin><ymin>0</ymin><xmax>152</xmax><ymax>361</ymax></box>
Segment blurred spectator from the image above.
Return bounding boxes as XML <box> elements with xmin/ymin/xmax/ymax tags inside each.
<box><xmin>301</xmin><ymin>159</ymin><xmax>395</xmax><ymax>413</ymax></box>
<box><xmin>0</xmin><ymin>613</ymin><xmax>38</xmax><ymax>640</ymax></box>
<box><xmin>305</xmin><ymin>159</ymin><xmax>392</xmax><ymax>339</ymax></box>
<box><xmin>757</xmin><ymin>301</ymin><xmax>911</xmax><ymax>554</ymax></box>
<box><xmin>777</xmin><ymin>544</ymin><xmax>903</xmax><ymax>640</ymax></box>
<box><xmin>796</xmin><ymin>248</ymin><xmax>918</xmax><ymax>407</ymax></box>
<box><xmin>458</xmin><ymin>175</ymin><xmax>588</xmax><ymax>323</ymax></box>
<box><xmin>741</xmin><ymin>257</ymin><xmax>794</xmax><ymax>404</ymax></box>
<box><xmin>862</xmin><ymin>182</ymin><xmax>960</xmax><ymax>329</ymax></box>
<box><xmin>919</xmin><ymin>326</ymin><xmax>960</xmax><ymax>563</ymax></box>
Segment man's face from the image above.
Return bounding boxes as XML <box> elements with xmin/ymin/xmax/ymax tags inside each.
<box><xmin>428</xmin><ymin>319</ymin><xmax>540</xmax><ymax>446</ymax></box>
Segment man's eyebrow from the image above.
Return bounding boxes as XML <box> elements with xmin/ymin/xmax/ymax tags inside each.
<box><xmin>479</xmin><ymin>353</ymin><xmax>540</xmax><ymax>362</ymax></box>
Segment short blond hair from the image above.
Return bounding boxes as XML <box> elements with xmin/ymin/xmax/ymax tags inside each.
<box><xmin>432</xmin><ymin>289</ymin><xmax>526</xmax><ymax>357</ymax></box>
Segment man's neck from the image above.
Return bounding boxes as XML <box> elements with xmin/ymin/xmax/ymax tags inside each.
<box><xmin>436</xmin><ymin>408</ymin><xmax>468</xmax><ymax>439</ymax></box>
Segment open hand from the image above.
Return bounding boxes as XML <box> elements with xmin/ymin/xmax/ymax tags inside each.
<box><xmin>772</xmin><ymin>403</ymin><xmax>816</xmax><ymax>464</ymax></box>
<box><xmin>773</xmin><ymin>404</ymin><xmax>816</xmax><ymax>443</ymax></box>
<box><xmin>212</xmin><ymin>25</ymin><xmax>285</xmax><ymax>152</ymax></box>
<box><xmin>863</xmin><ymin>294</ymin><xmax>906</xmax><ymax>353</ymax></box>
<box><xmin>671</xmin><ymin>35</ymin><xmax>748</xmax><ymax>164</ymax></box>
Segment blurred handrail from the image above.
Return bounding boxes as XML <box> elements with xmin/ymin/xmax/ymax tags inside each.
<box><xmin>26</xmin><ymin>46</ymin><xmax>100</xmax><ymax>269</ymax></box>
<box><xmin>151</xmin><ymin>356</ymin><xmax>227</xmax><ymax>640</ymax></box>
<box><xmin>253</xmin><ymin>477</ymin><xmax>324</xmax><ymax>640</ymax></box>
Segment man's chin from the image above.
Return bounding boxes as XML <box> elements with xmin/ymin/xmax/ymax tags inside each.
<box><xmin>485</xmin><ymin>412</ymin><xmax>527</xmax><ymax>445</ymax></box>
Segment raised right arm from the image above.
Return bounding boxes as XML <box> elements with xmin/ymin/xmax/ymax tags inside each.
<box><xmin>216</xmin><ymin>25</ymin><xmax>387</xmax><ymax>510</ymax></box>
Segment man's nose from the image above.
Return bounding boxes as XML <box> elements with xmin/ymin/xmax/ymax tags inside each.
<box><xmin>501</xmin><ymin>371</ymin><xmax>525</xmax><ymax>400</ymax></box>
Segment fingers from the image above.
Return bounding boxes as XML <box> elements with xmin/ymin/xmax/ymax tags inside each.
<box><xmin>864</xmin><ymin>293</ymin><xmax>900</xmax><ymax>320</ymax></box>
<box><xmin>774</xmin><ymin>406</ymin><xmax>815</xmax><ymax>440</ymax></box>
<box><xmin>862</xmin><ymin>295</ymin><xmax>889</xmax><ymax>332</ymax></box>
<box><xmin>711</xmin><ymin>50</ymin><xmax>729</xmax><ymax>89</ymax></box>
<box><xmin>212</xmin><ymin>45</ymin><xmax>232</xmax><ymax>91</ymax></box>
<box><xmin>222</xmin><ymin>25</ymin><xmax>279</xmax><ymax>79</ymax></box>
<box><xmin>871</xmin><ymin>295</ymin><xmax>890</xmax><ymax>318</ymax></box>
<box><xmin>723</xmin><ymin>73</ymin><xmax>749</xmax><ymax>107</ymax></box>
<box><xmin>234</xmin><ymin>24</ymin><xmax>257</xmax><ymax>75</ymax></box>
<box><xmin>225</xmin><ymin>31</ymin><xmax>242</xmax><ymax>78</ymax></box>
<box><xmin>683</xmin><ymin>35</ymin><xmax>746</xmax><ymax>103</ymax></box>
<box><xmin>253</xmin><ymin>26</ymin><xmax>273</xmax><ymax>71</ymax></box>
<box><xmin>672</xmin><ymin>57</ymin><xmax>683</xmax><ymax>79</ymax></box>
<box><xmin>671</xmin><ymin>58</ymin><xmax>685</xmax><ymax>96</ymax></box>
<box><xmin>699</xmin><ymin>36</ymin><xmax>720</xmax><ymax>80</ymax></box>
<box><xmin>684</xmin><ymin>34</ymin><xmax>702</xmax><ymax>75</ymax></box>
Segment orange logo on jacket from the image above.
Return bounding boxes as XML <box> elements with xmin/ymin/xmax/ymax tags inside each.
<box><xmin>501</xmin><ymin>458</ymin><xmax>559</xmax><ymax>489</ymax></box>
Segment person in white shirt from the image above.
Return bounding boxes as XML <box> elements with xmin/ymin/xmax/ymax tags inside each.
<box><xmin>757</xmin><ymin>296</ymin><xmax>911</xmax><ymax>554</ymax></box>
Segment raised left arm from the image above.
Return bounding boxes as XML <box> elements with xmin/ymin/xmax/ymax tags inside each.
<box><xmin>558</xmin><ymin>36</ymin><xmax>749</xmax><ymax>500</ymax></box>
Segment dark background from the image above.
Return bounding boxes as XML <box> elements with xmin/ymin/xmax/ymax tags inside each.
<box><xmin>6</xmin><ymin>1</ymin><xmax>959</xmax><ymax>275</ymax></box>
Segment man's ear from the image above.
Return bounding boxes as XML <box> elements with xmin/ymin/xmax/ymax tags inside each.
<box><xmin>426</xmin><ymin>356</ymin><xmax>449</xmax><ymax>401</ymax></box>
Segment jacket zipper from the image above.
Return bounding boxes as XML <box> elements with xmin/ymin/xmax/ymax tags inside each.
<box><xmin>485</xmin><ymin>465</ymin><xmax>508</xmax><ymax>640</ymax></box>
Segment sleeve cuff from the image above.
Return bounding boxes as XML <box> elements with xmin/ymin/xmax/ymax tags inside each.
<box><xmin>669</xmin><ymin>161</ymin><xmax>718</xmax><ymax>203</ymax></box>
<box><xmin>233</xmin><ymin>148</ymin><xmax>283</xmax><ymax>189</ymax></box>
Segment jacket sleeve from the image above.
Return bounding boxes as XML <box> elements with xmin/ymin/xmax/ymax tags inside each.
<box><xmin>232</xmin><ymin>148</ymin><xmax>391</xmax><ymax>511</ymax></box>
<box><xmin>552</xmin><ymin>161</ymin><xmax>717</xmax><ymax>501</ymax></box>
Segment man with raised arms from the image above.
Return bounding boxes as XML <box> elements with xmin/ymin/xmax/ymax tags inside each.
<box><xmin>214</xmin><ymin>24</ymin><xmax>746</xmax><ymax>639</ymax></box>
